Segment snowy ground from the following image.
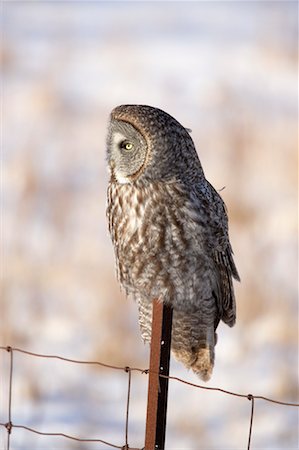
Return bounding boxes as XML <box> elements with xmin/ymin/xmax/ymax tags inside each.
<box><xmin>1</xmin><ymin>2</ymin><xmax>298</xmax><ymax>449</ymax></box>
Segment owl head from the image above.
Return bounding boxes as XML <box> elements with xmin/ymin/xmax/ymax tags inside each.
<box><xmin>106</xmin><ymin>105</ymin><xmax>204</xmax><ymax>184</ymax></box>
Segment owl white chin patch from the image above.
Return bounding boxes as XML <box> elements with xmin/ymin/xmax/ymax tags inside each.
<box><xmin>115</xmin><ymin>172</ymin><xmax>130</xmax><ymax>184</ymax></box>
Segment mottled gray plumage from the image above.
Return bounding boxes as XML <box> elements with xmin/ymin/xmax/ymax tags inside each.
<box><xmin>106</xmin><ymin>105</ymin><xmax>239</xmax><ymax>381</ymax></box>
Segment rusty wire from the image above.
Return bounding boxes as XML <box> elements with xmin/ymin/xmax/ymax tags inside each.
<box><xmin>0</xmin><ymin>345</ymin><xmax>145</xmax><ymax>373</ymax></box>
<box><xmin>0</xmin><ymin>345</ymin><xmax>298</xmax><ymax>450</ymax></box>
<box><xmin>6</xmin><ymin>347</ymin><xmax>13</xmax><ymax>450</ymax></box>
<box><xmin>247</xmin><ymin>394</ymin><xmax>255</xmax><ymax>450</ymax></box>
<box><xmin>0</xmin><ymin>422</ymin><xmax>127</xmax><ymax>449</ymax></box>
<box><xmin>125</xmin><ymin>366</ymin><xmax>132</xmax><ymax>448</ymax></box>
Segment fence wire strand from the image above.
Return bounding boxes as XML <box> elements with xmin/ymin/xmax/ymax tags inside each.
<box><xmin>125</xmin><ymin>367</ymin><xmax>132</xmax><ymax>449</ymax></box>
<box><xmin>6</xmin><ymin>347</ymin><xmax>13</xmax><ymax>450</ymax></box>
<box><xmin>0</xmin><ymin>345</ymin><xmax>298</xmax><ymax>450</ymax></box>
<box><xmin>0</xmin><ymin>423</ymin><xmax>125</xmax><ymax>449</ymax></box>
<box><xmin>247</xmin><ymin>394</ymin><xmax>255</xmax><ymax>450</ymax></box>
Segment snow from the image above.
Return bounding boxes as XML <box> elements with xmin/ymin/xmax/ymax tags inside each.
<box><xmin>1</xmin><ymin>2</ymin><xmax>298</xmax><ymax>449</ymax></box>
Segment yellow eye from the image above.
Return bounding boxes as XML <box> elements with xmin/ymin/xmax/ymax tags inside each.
<box><xmin>121</xmin><ymin>141</ymin><xmax>134</xmax><ymax>151</ymax></box>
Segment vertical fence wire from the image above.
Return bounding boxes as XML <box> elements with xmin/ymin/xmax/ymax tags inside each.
<box><xmin>124</xmin><ymin>367</ymin><xmax>132</xmax><ymax>449</ymax></box>
<box><xmin>247</xmin><ymin>394</ymin><xmax>255</xmax><ymax>450</ymax></box>
<box><xmin>6</xmin><ymin>346</ymin><xmax>13</xmax><ymax>450</ymax></box>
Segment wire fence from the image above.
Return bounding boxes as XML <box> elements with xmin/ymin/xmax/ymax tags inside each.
<box><xmin>0</xmin><ymin>345</ymin><xmax>298</xmax><ymax>450</ymax></box>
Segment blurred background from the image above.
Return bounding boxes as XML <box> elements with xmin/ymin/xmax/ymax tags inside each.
<box><xmin>1</xmin><ymin>1</ymin><xmax>298</xmax><ymax>449</ymax></box>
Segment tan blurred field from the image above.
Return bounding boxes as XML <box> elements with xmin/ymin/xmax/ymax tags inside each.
<box><xmin>1</xmin><ymin>2</ymin><xmax>298</xmax><ymax>449</ymax></box>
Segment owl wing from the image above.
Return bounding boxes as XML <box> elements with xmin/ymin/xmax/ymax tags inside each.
<box><xmin>191</xmin><ymin>181</ymin><xmax>240</xmax><ymax>327</ymax></box>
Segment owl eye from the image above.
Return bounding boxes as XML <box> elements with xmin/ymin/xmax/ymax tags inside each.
<box><xmin>120</xmin><ymin>141</ymin><xmax>134</xmax><ymax>151</ymax></box>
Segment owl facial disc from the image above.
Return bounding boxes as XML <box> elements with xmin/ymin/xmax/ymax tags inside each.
<box><xmin>107</xmin><ymin>119</ymin><xmax>148</xmax><ymax>183</ymax></box>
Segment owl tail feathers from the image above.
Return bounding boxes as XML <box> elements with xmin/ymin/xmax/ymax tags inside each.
<box><xmin>190</xmin><ymin>347</ymin><xmax>214</xmax><ymax>381</ymax></box>
<box><xmin>172</xmin><ymin>342</ymin><xmax>215</xmax><ymax>382</ymax></box>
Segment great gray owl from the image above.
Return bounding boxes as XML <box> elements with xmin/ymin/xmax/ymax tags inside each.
<box><xmin>106</xmin><ymin>105</ymin><xmax>239</xmax><ymax>381</ymax></box>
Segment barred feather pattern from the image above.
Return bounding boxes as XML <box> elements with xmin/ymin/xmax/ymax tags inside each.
<box><xmin>107</xmin><ymin>178</ymin><xmax>238</xmax><ymax>380</ymax></box>
<box><xmin>106</xmin><ymin>104</ymin><xmax>239</xmax><ymax>381</ymax></box>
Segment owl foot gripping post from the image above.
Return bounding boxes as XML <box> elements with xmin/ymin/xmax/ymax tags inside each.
<box><xmin>106</xmin><ymin>104</ymin><xmax>240</xmax><ymax>383</ymax></box>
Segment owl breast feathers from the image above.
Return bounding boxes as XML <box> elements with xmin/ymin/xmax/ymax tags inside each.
<box><xmin>106</xmin><ymin>104</ymin><xmax>239</xmax><ymax>381</ymax></box>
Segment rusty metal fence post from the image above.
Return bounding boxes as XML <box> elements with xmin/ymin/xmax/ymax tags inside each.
<box><xmin>144</xmin><ymin>300</ymin><xmax>173</xmax><ymax>450</ymax></box>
